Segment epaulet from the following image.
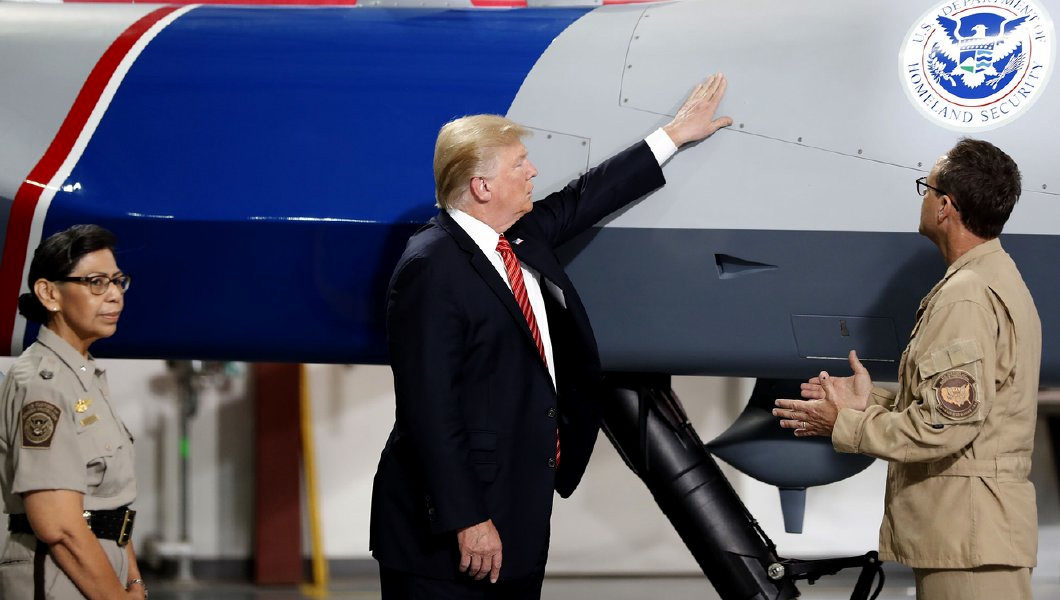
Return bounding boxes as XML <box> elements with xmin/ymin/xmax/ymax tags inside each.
<box><xmin>17</xmin><ymin>354</ymin><xmax>75</xmax><ymax>418</ymax></box>
<box><xmin>935</xmin><ymin>268</ymin><xmax>991</xmax><ymax>306</ymax></box>
<box><xmin>7</xmin><ymin>351</ymin><xmax>48</xmax><ymax>387</ymax></box>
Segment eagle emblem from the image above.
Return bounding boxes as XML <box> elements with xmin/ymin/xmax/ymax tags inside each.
<box><xmin>900</xmin><ymin>0</ymin><xmax>1053</xmax><ymax>131</ymax></box>
<box><xmin>928</xmin><ymin>12</ymin><xmax>1030</xmax><ymax>94</ymax></box>
<box><xmin>21</xmin><ymin>401</ymin><xmax>61</xmax><ymax>448</ymax></box>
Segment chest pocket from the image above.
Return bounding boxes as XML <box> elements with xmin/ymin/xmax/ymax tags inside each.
<box><xmin>77</xmin><ymin>413</ymin><xmax>133</xmax><ymax>498</ymax></box>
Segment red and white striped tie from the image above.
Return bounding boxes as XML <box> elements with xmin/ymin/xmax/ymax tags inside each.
<box><xmin>496</xmin><ymin>234</ymin><xmax>560</xmax><ymax>466</ymax></box>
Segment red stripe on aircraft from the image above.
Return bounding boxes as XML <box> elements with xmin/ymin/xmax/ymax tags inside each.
<box><xmin>470</xmin><ymin>0</ymin><xmax>528</xmax><ymax>6</ymax></box>
<box><xmin>0</xmin><ymin>5</ymin><xmax>181</xmax><ymax>349</ymax></box>
<box><xmin>73</xmin><ymin>0</ymin><xmax>359</xmax><ymax>4</ymax></box>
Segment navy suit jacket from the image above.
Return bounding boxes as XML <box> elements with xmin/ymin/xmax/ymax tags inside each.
<box><xmin>370</xmin><ymin>140</ymin><xmax>666</xmax><ymax>580</ymax></box>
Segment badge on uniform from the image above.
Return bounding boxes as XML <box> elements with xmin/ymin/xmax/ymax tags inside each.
<box><xmin>21</xmin><ymin>401</ymin><xmax>61</xmax><ymax>448</ymax></box>
<box><xmin>74</xmin><ymin>397</ymin><xmax>92</xmax><ymax>413</ymax></box>
<box><xmin>934</xmin><ymin>369</ymin><xmax>979</xmax><ymax>419</ymax></box>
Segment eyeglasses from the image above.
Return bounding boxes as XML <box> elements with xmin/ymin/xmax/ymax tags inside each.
<box><xmin>916</xmin><ymin>176</ymin><xmax>960</xmax><ymax>212</ymax></box>
<box><xmin>54</xmin><ymin>274</ymin><xmax>131</xmax><ymax>295</ymax></box>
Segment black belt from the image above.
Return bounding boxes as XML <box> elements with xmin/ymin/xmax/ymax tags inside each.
<box><xmin>8</xmin><ymin>507</ymin><xmax>136</xmax><ymax>547</ymax></box>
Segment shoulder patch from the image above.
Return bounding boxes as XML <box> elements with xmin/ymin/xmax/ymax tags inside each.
<box><xmin>934</xmin><ymin>369</ymin><xmax>978</xmax><ymax>419</ymax></box>
<box><xmin>21</xmin><ymin>401</ymin><xmax>61</xmax><ymax>448</ymax></box>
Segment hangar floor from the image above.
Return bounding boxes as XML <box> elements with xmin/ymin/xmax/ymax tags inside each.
<box><xmin>150</xmin><ymin>571</ymin><xmax>1060</xmax><ymax>600</ymax></box>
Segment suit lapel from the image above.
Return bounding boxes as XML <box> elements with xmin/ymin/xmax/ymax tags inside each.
<box><xmin>437</xmin><ymin>212</ymin><xmax>541</xmax><ymax>352</ymax></box>
<box><xmin>508</xmin><ymin>235</ymin><xmax>570</xmax><ymax>311</ymax></box>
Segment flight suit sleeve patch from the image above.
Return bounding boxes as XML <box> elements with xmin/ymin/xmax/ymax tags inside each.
<box><xmin>934</xmin><ymin>369</ymin><xmax>979</xmax><ymax>420</ymax></box>
<box><xmin>21</xmin><ymin>401</ymin><xmax>62</xmax><ymax>448</ymax></box>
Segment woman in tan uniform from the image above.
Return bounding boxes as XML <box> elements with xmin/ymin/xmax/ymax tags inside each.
<box><xmin>0</xmin><ymin>224</ymin><xmax>145</xmax><ymax>599</ymax></box>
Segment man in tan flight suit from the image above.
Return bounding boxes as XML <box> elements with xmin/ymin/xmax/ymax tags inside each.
<box><xmin>1</xmin><ymin>326</ymin><xmax>140</xmax><ymax>598</ymax></box>
<box><xmin>774</xmin><ymin>138</ymin><xmax>1041</xmax><ymax>599</ymax></box>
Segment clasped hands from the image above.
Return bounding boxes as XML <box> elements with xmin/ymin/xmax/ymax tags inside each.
<box><xmin>773</xmin><ymin>350</ymin><xmax>873</xmax><ymax>437</ymax></box>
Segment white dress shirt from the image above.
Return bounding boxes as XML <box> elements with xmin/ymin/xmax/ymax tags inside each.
<box><xmin>447</xmin><ymin>129</ymin><xmax>676</xmax><ymax>389</ymax></box>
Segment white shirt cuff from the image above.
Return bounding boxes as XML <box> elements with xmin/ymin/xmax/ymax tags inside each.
<box><xmin>645</xmin><ymin>127</ymin><xmax>678</xmax><ymax>166</ymax></box>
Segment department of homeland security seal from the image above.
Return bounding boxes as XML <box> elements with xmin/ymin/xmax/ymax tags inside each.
<box><xmin>21</xmin><ymin>401</ymin><xmax>61</xmax><ymax>448</ymax></box>
<box><xmin>900</xmin><ymin>0</ymin><xmax>1054</xmax><ymax>131</ymax></box>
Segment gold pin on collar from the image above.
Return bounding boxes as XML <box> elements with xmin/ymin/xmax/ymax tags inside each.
<box><xmin>74</xmin><ymin>398</ymin><xmax>92</xmax><ymax>413</ymax></box>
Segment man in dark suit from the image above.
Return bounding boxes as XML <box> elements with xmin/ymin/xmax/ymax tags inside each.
<box><xmin>371</xmin><ymin>74</ymin><xmax>731</xmax><ymax>599</ymax></box>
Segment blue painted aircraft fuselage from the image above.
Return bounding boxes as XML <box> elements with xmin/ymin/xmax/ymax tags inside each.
<box><xmin>37</xmin><ymin>7</ymin><xmax>589</xmax><ymax>362</ymax></box>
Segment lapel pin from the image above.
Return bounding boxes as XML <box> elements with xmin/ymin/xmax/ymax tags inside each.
<box><xmin>513</xmin><ymin>238</ymin><xmax>524</xmax><ymax>245</ymax></box>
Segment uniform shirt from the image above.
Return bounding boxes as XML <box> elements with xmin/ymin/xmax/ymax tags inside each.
<box><xmin>832</xmin><ymin>239</ymin><xmax>1041</xmax><ymax>568</ymax></box>
<box><xmin>0</xmin><ymin>326</ymin><xmax>136</xmax><ymax>513</ymax></box>
<box><xmin>447</xmin><ymin>128</ymin><xmax>678</xmax><ymax>388</ymax></box>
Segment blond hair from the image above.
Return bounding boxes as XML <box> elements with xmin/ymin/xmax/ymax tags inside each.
<box><xmin>433</xmin><ymin>115</ymin><xmax>529</xmax><ymax>210</ymax></box>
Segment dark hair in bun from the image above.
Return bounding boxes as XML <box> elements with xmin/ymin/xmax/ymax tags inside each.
<box><xmin>18</xmin><ymin>224</ymin><xmax>117</xmax><ymax>324</ymax></box>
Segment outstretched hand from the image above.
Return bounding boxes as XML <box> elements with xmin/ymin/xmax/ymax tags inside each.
<box><xmin>773</xmin><ymin>350</ymin><xmax>874</xmax><ymax>437</ymax></box>
<box><xmin>663</xmin><ymin>73</ymin><xmax>733</xmax><ymax>147</ymax></box>
<box><xmin>799</xmin><ymin>350</ymin><xmax>873</xmax><ymax>412</ymax></box>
